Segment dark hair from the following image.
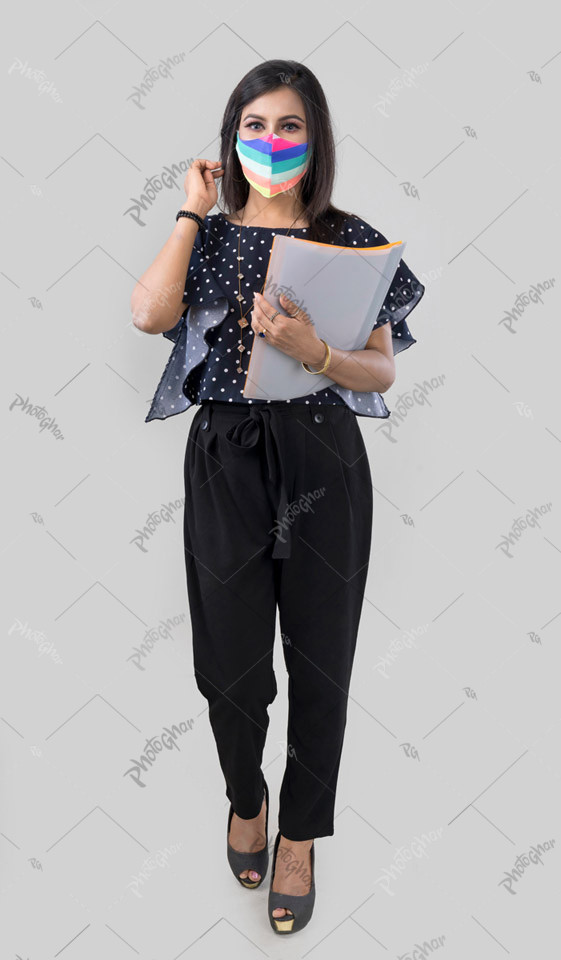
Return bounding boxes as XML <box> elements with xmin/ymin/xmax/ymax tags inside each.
<box><xmin>217</xmin><ymin>60</ymin><xmax>359</xmax><ymax>244</ymax></box>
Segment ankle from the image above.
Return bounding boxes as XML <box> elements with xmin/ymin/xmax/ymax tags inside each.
<box><xmin>279</xmin><ymin>834</ymin><xmax>314</xmax><ymax>849</ymax></box>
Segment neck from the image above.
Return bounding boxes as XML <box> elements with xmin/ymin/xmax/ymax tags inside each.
<box><xmin>235</xmin><ymin>190</ymin><xmax>308</xmax><ymax>228</ymax></box>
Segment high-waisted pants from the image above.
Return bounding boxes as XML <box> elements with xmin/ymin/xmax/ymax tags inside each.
<box><xmin>183</xmin><ymin>399</ymin><xmax>373</xmax><ymax>840</ymax></box>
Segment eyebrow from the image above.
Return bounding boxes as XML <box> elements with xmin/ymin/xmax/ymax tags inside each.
<box><xmin>242</xmin><ymin>113</ymin><xmax>305</xmax><ymax>123</ymax></box>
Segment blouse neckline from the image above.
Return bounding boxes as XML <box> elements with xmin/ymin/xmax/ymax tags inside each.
<box><xmin>216</xmin><ymin>211</ymin><xmax>309</xmax><ymax>231</ymax></box>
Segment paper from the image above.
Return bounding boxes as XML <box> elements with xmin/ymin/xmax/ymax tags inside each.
<box><xmin>243</xmin><ymin>233</ymin><xmax>406</xmax><ymax>400</ymax></box>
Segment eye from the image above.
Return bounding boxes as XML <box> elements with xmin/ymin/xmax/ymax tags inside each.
<box><xmin>245</xmin><ymin>121</ymin><xmax>301</xmax><ymax>132</ymax></box>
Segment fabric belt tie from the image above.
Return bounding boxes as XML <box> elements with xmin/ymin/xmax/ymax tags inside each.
<box><xmin>223</xmin><ymin>406</ymin><xmax>292</xmax><ymax>559</ymax></box>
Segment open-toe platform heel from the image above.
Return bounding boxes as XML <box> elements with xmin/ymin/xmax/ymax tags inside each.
<box><xmin>268</xmin><ymin>830</ymin><xmax>316</xmax><ymax>934</ymax></box>
<box><xmin>226</xmin><ymin>779</ymin><xmax>269</xmax><ymax>888</ymax></box>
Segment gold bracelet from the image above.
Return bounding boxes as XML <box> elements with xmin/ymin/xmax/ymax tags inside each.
<box><xmin>301</xmin><ymin>339</ymin><xmax>331</xmax><ymax>375</ymax></box>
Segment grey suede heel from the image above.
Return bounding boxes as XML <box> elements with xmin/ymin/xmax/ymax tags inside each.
<box><xmin>268</xmin><ymin>830</ymin><xmax>316</xmax><ymax>934</ymax></box>
<box><xmin>226</xmin><ymin>779</ymin><xmax>269</xmax><ymax>888</ymax></box>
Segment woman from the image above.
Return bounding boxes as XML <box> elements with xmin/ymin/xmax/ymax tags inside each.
<box><xmin>131</xmin><ymin>59</ymin><xmax>424</xmax><ymax>935</ymax></box>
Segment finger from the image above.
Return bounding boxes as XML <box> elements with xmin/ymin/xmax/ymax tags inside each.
<box><xmin>252</xmin><ymin>298</ymin><xmax>274</xmax><ymax>331</ymax></box>
<box><xmin>253</xmin><ymin>291</ymin><xmax>274</xmax><ymax>315</ymax></box>
<box><xmin>251</xmin><ymin>301</ymin><xmax>274</xmax><ymax>334</ymax></box>
<box><xmin>279</xmin><ymin>293</ymin><xmax>309</xmax><ymax>321</ymax></box>
<box><xmin>193</xmin><ymin>158</ymin><xmax>214</xmax><ymax>172</ymax></box>
<box><xmin>203</xmin><ymin>164</ymin><xmax>222</xmax><ymax>184</ymax></box>
<box><xmin>279</xmin><ymin>293</ymin><xmax>298</xmax><ymax>314</ymax></box>
<box><xmin>254</xmin><ymin>293</ymin><xmax>285</xmax><ymax>328</ymax></box>
<box><xmin>250</xmin><ymin>313</ymin><xmax>265</xmax><ymax>337</ymax></box>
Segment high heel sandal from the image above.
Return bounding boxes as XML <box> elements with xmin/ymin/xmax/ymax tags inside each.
<box><xmin>226</xmin><ymin>779</ymin><xmax>269</xmax><ymax>888</ymax></box>
<box><xmin>268</xmin><ymin>830</ymin><xmax>316</xmax><ymax>934</ymax></box>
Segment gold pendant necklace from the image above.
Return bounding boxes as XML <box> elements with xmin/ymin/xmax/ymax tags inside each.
<box><xmin>235</xmin><ymin>206</ymin><xmax>303</xmax><ymax>374</ymax></box>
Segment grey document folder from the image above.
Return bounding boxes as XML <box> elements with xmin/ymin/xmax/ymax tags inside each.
<box><xmin>243</xmin><ymin>233</ymin><xmax>406</xmax><ymax>400</ymax></box>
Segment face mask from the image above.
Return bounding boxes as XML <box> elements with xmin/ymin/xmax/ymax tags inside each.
<box><xmin>235</xmin><ymin>130</ymin><xmax>309</xmax><ymax>198</ymax></box>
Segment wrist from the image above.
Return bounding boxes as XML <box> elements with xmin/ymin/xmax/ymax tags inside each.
<box><xmin>174</xmin><ymin>208</ymin><xmax>207</xmax><ymax>240</ymax></box>
<box><xmin>180</xmin><ymin>199</ymin><xmax>209</xmax><ymax>220</ymax></box>
<box><xmin>305</xmin><ymin>339</ymin><xmax>328</xmax><ymax>370</ymax></box>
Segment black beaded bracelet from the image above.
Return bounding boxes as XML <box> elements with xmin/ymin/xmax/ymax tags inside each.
<box><xmin>176</xmin><ymin>210</ymin><xmax>205</xmax><ymax>231</ymax></box>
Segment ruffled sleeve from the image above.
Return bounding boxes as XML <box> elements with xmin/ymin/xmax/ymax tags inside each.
<box><xmin>351</xmin><ymin>220</ymin><xmax>425</xmax><ymax>356</ymax></box>
<box><xmin>161</xmin><ymin>221</ymin><xmax>208</xmax><ymax>343</ymax></box>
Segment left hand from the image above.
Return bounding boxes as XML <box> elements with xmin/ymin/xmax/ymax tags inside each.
<box><xmin>250</xmin><ymin>291</ymin><xmax>326</xmax><ymax>367</ymax></box>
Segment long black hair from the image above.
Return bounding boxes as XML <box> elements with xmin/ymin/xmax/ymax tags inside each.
<box><xmin>217</xmin><ymin>60</ymin><xmax>358</xmax><ymax>244</ymax></box>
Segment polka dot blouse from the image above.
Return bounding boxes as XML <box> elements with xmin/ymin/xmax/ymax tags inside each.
<box><xmin>179</xmin><ymin>210</ymin><xmax>424</xmax><ymax>408</ymax></box>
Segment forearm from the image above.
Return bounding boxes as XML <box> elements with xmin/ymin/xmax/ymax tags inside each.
<box><xmin>131</xmin><ymin>200</ymin><xmax>207</xmax><ymax>334</ymax></box>
<box><xmin>305</xmin><ymin>340</ymin><xmax>396</xmax><ymax>394</ymax></box>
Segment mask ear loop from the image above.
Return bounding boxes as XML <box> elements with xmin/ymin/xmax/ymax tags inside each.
<box><xmin>226</xmin><ymin>148</ymin><xmax>247</xmax><ymax>183</ymax></box>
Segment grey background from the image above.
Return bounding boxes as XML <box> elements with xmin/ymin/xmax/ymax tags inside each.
<box><xmin>2</xmin><ymin>0</ymin><xmax>560</xmax><ymax>957</ymax></box>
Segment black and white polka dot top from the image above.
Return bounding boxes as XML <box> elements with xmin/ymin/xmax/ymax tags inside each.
<box><xmin>175</xmin><ymin>211</ymin><xmax>424</xmax><ymax>410</ymax></box>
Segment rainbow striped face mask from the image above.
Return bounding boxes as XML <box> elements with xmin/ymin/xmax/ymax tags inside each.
<box><xmin>235</xmin><ymin>130</ymin><xmax>309</xmax><ymax>198</ymax></box>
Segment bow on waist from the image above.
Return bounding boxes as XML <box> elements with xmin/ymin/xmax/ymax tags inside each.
<box><xmin>224</xmin><ymin>406</ymin><xmax>292</xmax><ymax>559</ymax></box>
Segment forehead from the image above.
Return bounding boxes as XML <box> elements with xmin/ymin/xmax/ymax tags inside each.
<box><xmin>241</xmin><ymin>87</ymin><xmax>306</xmax><ymax>119</ymax></box>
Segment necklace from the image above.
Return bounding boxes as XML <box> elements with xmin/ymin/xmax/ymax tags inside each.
<box><xmin>234</xmin><ymin>205</ymin><xmax>303</xmax><ymax>374</ymax></box>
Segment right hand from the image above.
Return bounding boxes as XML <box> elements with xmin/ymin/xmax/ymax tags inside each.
<box><xmin>182</xmin><ymin>158</ymin><xmax>223</xmax><ymax>218</ymax></box>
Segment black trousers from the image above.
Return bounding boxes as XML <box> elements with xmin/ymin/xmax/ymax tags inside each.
<box><xmin>183</xmin><ymin>399</ymin><xmax>373</xmax><ymax>840</ymax></box>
